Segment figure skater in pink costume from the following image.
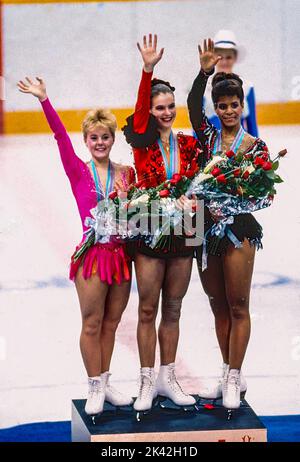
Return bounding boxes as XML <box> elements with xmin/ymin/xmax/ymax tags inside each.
<box><xmin>17</xmin><ymin>76</ymin><xmax>135</xmax><ymax>417</ymax></box>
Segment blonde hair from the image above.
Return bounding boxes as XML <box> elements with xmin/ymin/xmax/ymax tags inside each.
<box><xmin>82</xmin><ymin>108</ymin><xmax>117</xmax><ymax>141</ymax></box>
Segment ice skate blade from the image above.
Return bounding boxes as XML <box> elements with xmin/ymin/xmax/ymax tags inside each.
<box><xmin>133</xmin><ymin>395</ymin><xmax>159</xmax><ymax>421</ymax></box>
<box><xmin>227</xmin><ymin>410</ymin><xmax>233</xmax><ymax>420</ymax></box>
<box><xmin>88</xmin><ymin>413</ymin><xmax>102</xmax><ymax>425</ymax></box>
<box><xmin>157</xmin><ymin>394</ymin><xmax>199</xmax><ymax>412</ymax></box>
<box><xmin>84</xmin><ymin>406</ymin><xmax>103</xmax><ymax>424</ymax></box>
<box><xmin>135</xmin><ymin>409</ymin><xmax>151</xmax><ymax>422</ymax></box>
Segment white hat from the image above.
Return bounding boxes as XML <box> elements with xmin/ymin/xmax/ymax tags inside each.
<box><xmin>213</xmin><ymin>30</ymin><xmax>238</xmax><ymax>50</ymax></box>
<box><xmin>213</xmin><ymin>29</ymin><xmax>246</xmax><ymax>61</ymax></box>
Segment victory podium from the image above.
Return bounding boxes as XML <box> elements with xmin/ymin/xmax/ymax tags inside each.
<box><xmin>71</xmin><ymin>397</ymin><xmax>267</xmax><ymax>442</ymax></box>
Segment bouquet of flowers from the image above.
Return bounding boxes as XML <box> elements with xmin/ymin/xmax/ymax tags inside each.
<box><xmin>187</xmin><ymin>147</ymin><xmax>287</xmax><ymax>221</ymax></box>
<box><xmin>73</xmin><ymin>172</ymin><xmax>195</xmax><ymax>260</ymax></box>
<box><xmin>74</xmin><ymin>147</ymin><xmax>287</xmax><ymax>261</ymax></box>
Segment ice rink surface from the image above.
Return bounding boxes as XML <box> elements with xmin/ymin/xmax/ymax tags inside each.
<box><xmin>0</xmin><ymin>125</ymin><xmax>299</xmax><ymax>428</ymax></box>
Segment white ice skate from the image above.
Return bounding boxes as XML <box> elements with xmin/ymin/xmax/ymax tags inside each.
<box><xmin>103</xmin><ymin>372</ymin><xmax>133</xmax><ymax>407</ymax></box>
<box><xmin>222</xmin><ymin>369</ymin><xmax>246</xmax><ymax>410</ymax></box>
<box><xmin>85</xmin><ymin>375</ymin><xmax>107</xmax><ymax>417</ymax></box>
<box><xmin>134</xmin><ymin>367</ymin><xmax>158</xmax><ymax>420</ymax></box>
<box><xmin>156</xmin><ymin>363</ymin><xmax>196</xmax><ymax>408</ymax></box>
<box><xmin>199</xmin><ymin>364</ymin><xmax>247</xmax><ymax>400</ymax></box>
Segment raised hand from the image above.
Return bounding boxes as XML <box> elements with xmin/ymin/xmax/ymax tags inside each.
<box><xmin>137</xmin><ymin>34</ymin><xmax>164</xmax><ymax>73</ymax></box>
<box><xmin>17</xmin><ymin>77</ymin><xmax>47</xmax><ymax>101</ymax></box>
<box><xmin>198</xmin><ymin>39</ymin><xmax>222</xmax><ymax>73</ymax></box>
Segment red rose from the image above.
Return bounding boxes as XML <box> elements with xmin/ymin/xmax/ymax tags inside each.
<box><xmin>185</xmin><ymin>170</ymin><xmax>195</xmax><ymax>179</ymax></box>
<box><xmin>216</xmin><ymin>174</ymin><xmax>227</xmax><ymax>184</ymax></box>
<box><xmin>225</xmin><ymin>150</ymin><xmax>235</xmax><ymax>158</ymax></box>
<box><xmin>109</xmin><ymin>191</ymin><xmax>118</xmax><ymax>200</ymax></box>
<box><xmin>159</xmin><ymin>189</ymin><xmax>170</xmax><ymax>198</ymax></box>
<box><xmin>268</xmin><ymin>194</ymin><xmax>274</xmax><ymax>200</ymax></box>
<box><xmin>169</xmin><ymin>179</ymin><xmax>177</xmax><ymax>186</ymax></box>
<box><xmin>242</xmin><ymin>170</ymin><xmax>250</xmax><ymax>179</ymax></box>
<box><xmin>254</xmin><ymin>156</ymin><xmax>265</xmax><ymax>166</ymax></box>
<box><xmin>263</xmin><ymin>145</ymin><xmax>269</xmax><ymax>152</ymax></box>
<box><xmin>262</xmin><ymin>161</ymin><xmax>272</xmax><ymax>171</ymax></box>
<box><xmin>233</xmin><ymin>168</ymin><xmax>241</xmax><ymax>177</ymax></box>
<box><xmin>262</xmin><ymin>153</ymin><xmax>269</xmax><ymax>161</ymax></box>
<box><xmin>211</xmin><ymin>167</ymin><xmax>222</xmax><ymax>177</ymax></box>
<box><xmin>172</xmin><ymin>173</ymin><xmax>182</xmax><ymax>182</ymax></box>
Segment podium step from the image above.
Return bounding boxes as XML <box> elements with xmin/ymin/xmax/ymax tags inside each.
<box><xmin>71</xmin><ymin>397</ymin><xmax>267</xmax><ymax>442</ymax></box>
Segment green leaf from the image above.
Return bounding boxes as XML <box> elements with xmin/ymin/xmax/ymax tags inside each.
<box><xmin>272</xmin><ymin>160</ymin><xmax>279</xmax><ymax>171</ymax></box>
<box><xmin>266</xmin><ymin>171</ymin><xmax>276</xmax><ymax>180</ymax></box>
<box><xmin>274</xmin><ymin>175</ymin><xmax>284</xmax><ymax>183</ymax></box>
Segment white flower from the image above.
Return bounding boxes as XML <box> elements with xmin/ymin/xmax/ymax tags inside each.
<box><xmin>193</xmin><ymin>172</ymin><xmax>213</xmax><ymax>184</ymax></box>
<box><xmin>204</xmin><ymin>156</ymin><xmax>224</xmax><ymax>174</ymax></box>
<box><xmin>242</xmin><ymin>164</ymin><xmax>255</xmax><ymax>176</ymax></box>
<box><xmin>128</xmin><ymin>193</ymin><xmax>150</xmax><ymax>208</ymax></box>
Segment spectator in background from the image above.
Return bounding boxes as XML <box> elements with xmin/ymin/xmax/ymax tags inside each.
<box><xmin>202</xmin><ymin>30</ymin><xmax>258</xmax><ymax>137</ymax></box>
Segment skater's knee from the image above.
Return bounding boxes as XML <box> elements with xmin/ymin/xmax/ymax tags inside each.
<box><xmin>208</xmin><ymin>295</ymin><xmax>230</xmax><ymax>318</ymax></box>
<box><xmin>139</xmin><ymin>303</ymin><xmax>157</xmax><ymax>325</ymax></box>
<box><xmin>82</xmin><ymin>314</ymin><xmax>102</xmax><ymax>337</ymax></box>
<box><xmin>101</xmin><ymin>315</ymin><xmax>121</xmax><ymax>334</ymax></box>
<box><xmin>228</xmin><ymin>296</ymin><xmax>249</xmax><ymax>320</ymax></box>
<box><xmin>161</xmin><ymin>297</ymin><xmax>182</xmax><ymax>323</ymax></box>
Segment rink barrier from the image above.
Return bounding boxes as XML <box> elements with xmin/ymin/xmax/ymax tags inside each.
<box><xmin>3</xmin><ymin>101</ymin><xmax>300</xmax><ymax>134</ymax></box>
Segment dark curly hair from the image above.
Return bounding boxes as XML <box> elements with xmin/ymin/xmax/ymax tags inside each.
<box><xmin>151</xmin><ymin>78</ymin><xmax>175</xmax><ymax>102</ymax></box>
<box><xmin>211</xmin><ymin>72</ymin><xmax>244</xmax><ymax>106</ymax></box>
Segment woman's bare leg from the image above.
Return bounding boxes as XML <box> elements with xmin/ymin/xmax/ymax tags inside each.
<box><xmin>197</xmin><ymin>250</ymin><xmax>231</xmax><ymax>364</ymax></box>
<box><xmin>75</xmin><ymin>267</ymin><xmax>108</xmax><ymax>377</ymax></box>
<box><xmin>135</xmin><ymin>253</ymin><xmax>166</xmax><ymax>367</ymax></box>
<box><xmin>100</xmin><ymin>266</ymin><xmax>132</xmax><ymax>373</ymax></box>
<box><xmin>223</xmin><ymin>240</ymin><xmax>256</xmax><ymax>369</ymax></box>
<box><xmin>159</xmin><ymin>256</ymin><xmax>193</xmax><ymax>365</ymax></box>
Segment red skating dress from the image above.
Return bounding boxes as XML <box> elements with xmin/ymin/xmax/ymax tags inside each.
<box><xmin>122</xmin><ymin>70</ymin><xmax>202</xmax><ymax>258</ymax></box>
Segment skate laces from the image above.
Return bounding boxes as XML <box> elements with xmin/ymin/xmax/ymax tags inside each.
<box><xmin>88</xmin><ymin>379</ymin><xmax>103</xmax><ymax>398</ymax></box>
<box><xmin>219</xmin><ymin>365</ymin><xmax>228</xmax><ymax>385</ymax></box>
<box><xmin>138</xmin><ymin>374</ymin><xmax>154</xmax><ymax>400</ymax></box>
<box><xmin>226</xmin><ymin>374</ymin><xmax>240</xmax><ymax>390</ymax></box>
<box><xmin>168</xmin><ymin>367</ymin><xmax>188</xmax><ymax>397</ymax></box>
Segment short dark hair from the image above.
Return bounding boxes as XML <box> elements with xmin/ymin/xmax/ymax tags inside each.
<box><xmin>211</xmin><ymin>72</ymin><xmax>244</xmax><ymax>106</ymax></box>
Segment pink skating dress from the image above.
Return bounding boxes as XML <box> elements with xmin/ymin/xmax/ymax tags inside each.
<box><xmin>41</xmin><ymin>98</ymin><xmax>135</xmax><ymax>285</ymax></box>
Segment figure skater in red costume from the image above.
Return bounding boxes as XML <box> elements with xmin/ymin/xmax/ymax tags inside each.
<box><xmin>123</xmin><ymin>34</ymin><xmax>201</xmax><ymax>416</ymax></box>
